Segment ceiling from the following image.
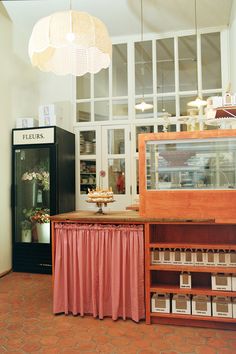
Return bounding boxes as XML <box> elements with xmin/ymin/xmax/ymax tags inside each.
<box><xmin>2</xmin><ymin>0</ymin><xmax>233</xmax><ymax>38</ymax></box>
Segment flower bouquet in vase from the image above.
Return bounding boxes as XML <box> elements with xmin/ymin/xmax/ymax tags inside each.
<box><xmin>30</xmin><ymin>208</ymin><xmax>50</xmax><ymax>243</ymax></box>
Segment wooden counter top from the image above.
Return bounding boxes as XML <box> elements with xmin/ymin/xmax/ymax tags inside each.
<box><xmin>50</xmin><ymin>210</ymin><xmax>219</xmax><ymax>224</ymax></box>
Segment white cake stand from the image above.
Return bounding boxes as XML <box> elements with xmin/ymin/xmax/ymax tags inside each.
<box><xmin>86</xmin><ymin>200</ymin><xmax>115</xmax><ymax>214</ymax></box>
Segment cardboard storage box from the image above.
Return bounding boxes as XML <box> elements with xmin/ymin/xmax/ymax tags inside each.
<box><xmin>16</xmin><ymin>118</ymin><xmax>38</xmax><ymax>128</ymax></box>
<box><xmin>205</xmin><ymin>250</ymin><xmax>216</xmax><ymax>266</ymax></box>
<box><xmin>214</xmin><ymin>250</ymin><xmax>230</xmax><ymax>267</ymax></box>
<box><xmin>233</xmin><ymin>298</ymin><xmax>236</xmax><ymax>318</ymax></box>
<box><xmin>173</xmin><ymin>248</ymin><xmax>182</xmax><ymax>264</ymax></box>
<box><xmin>39</xmin><ymin>115</ymin><xmax>56</xmax><ymax>127</ymax></box>
<box><xmin>208</xmin><ymin>96</ymin><xmax>223</xmax><ymax>108</ymax></box>
<box><xmin>151</xmin><ymin>249</ymin><xmax>163</xmax><ymax>264</ymax></box>
<box><xmin>172</xmin><ymin>294</ymin><xmax>191</xmax><ymax>314</ymax></box>
<box><xmin>211</xmin><ymin>273</ymin><xmax>232</xmax><ymax>291</ymax></box>
<box><xmin>180</xmin><ymin>272</ymin><xmax>191</xmax><ymax>289</ymax></box>
<box><xmin>229</xmin><ymin>251</ymin><xmax>236</xmax><ymax>267</ymax></box>
<box><xmin>151</xmin><ymin>293</ymin><xmax>170</xmax><ymax>313</ymax></box>
<box><xmin>212</xmin><ymin>296</ymin><xmax>233</xmax><ymax>318</ymax></box>
<box><xmin>232</xmin><ymin>274</ymin><xmax>236</xmax><ymax>291</ymax></box>
<box><xmin>39</xmin><ymin>104</ymin><xmax>57</xmax><ymax>127</ymax></box>
<box><xmin>181</xmin><ymin>249</ymin><xmax>194</xmax><ymax>265</ymax></box>
<box><xmin>194</xmin><ymin>250</ymin><xmax>207</xmax><ymax>266</ymax></box>
<box><xmin>192</xmin><ymin>295</ymin><xmax>211</xmax><ymax>316</ymax></box>
<box><xmin>162</xmin><ymin>249</ymin><xmax>173</xmax><ymax>264</ymax></box>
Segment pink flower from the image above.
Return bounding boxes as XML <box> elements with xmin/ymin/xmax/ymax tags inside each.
<box><xmin>99</xmin><ymin>170</ymin><xmax>106</xmax><ymax>178</ymax></box>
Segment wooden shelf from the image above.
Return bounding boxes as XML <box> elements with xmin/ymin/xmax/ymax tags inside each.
<box><xmin>150</xmin><ymin>312</ymin><xmax>236</xmax><ymax>323</ymax></box>
<box><xmin>150</xmin><ymin>284</ymin><xmax>236</xmax><ymax>297</ymax></box>
<box><xmin>149</xmin><ymin>265</ymin><xmax>236</xmax><ymax>273</ymax></box>
<box><xmin>149</xmin><ymin>242</ymin><xmax>236</xmax><ymax>250</ymax></box>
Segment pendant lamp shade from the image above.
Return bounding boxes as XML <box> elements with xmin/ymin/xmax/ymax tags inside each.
<box><xmin>187</xmin><ymin>96</ymin><xmax>207</xmax><ymax>108</ymax></box>
<box><xmin>135</xmin><ymin>100</ymin><xmax>153</xmax><ymax>112</ymax></box>
<box><xmin>28</xmin><ymin>10</ymin><xmax>112</xmax><ymax>76</ymax></box>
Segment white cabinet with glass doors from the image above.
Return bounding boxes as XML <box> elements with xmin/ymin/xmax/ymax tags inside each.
<box><xmin>75</xmin><ymin>125</ymin><xmax>132</xmax><ymax>211</ymax></box>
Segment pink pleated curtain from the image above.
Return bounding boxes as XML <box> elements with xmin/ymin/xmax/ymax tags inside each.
<box><xmin>53</xmin><ymin>223</ymin><xmax>145</xmax><ymax>322</ymax></box>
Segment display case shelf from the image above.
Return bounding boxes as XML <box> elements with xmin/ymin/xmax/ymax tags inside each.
<box><xmin>149</xmin><ymin>265</ymin><xmax>236</xmax><ymax>273</ymax></box>
<box><xmin>150</xmin><ymin>312</ymin><xmax>236</xmax><ymax>323</ymax></box>
<box><xmin>150</xmin><ymin>285</ymin><xmax>236</xmax><ymax>297</ymax></box>
<box><xmin>149</xmin><ymin>242</ymin><xmax>236</xmax><ymax>250</ymax></box>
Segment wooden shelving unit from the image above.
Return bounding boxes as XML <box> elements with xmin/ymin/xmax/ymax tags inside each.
<box><xmin>145</xmin><ymin>222</ymin><xmax>236</xmax><ymax>330</ymax></box>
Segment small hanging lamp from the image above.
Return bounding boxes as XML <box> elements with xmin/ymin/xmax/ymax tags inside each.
<box><xmin>135</xmin><ymin>0</ymin><xmax>153</xmax><ymax>111</ymax></box>
<box><xmin>187</xmin><ymin>0</ymin><xmax>207</xmax><ymax>108</ymax></box>
<box><xmin>28</xmin><ymin>2</ymin><xmax>112</xmax><ymax>76</ymax></box>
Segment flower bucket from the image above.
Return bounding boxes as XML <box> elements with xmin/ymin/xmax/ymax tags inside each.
<box><xmin>21</xmin><ymin>229</ymin><xmax>32</xmax><ymax>243</ymax></box>
<box><xmin>36</xmin><ymin>223</ymin><xmax>50</xmax><ymax>243</ymax></box>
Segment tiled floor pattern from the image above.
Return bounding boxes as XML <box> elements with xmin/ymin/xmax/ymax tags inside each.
<box><xmin>0</xmin><ymin>272</ymin><xmax>235</xmax><ymax>353</ymax></box>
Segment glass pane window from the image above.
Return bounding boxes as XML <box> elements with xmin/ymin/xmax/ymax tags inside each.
<box><xmin>94</xmin><ymin>101</ymin><xmax>109</xmax><ymax>121</ymax></box>
<box><xmin>136</xmin><ymin>126</ymin><xmax>154</xmax><ymax>152</ymax></box>
<box><xmin>108</xmin><ymin>129</ymin><xmax>125</xmax><ymax>155</ymax></box>
<box><xmin>202</xmin><ymin>32</ymin><xmax>221</xmax><ymax>90</ymax></box>
<box><xmin>157</xmin><ymin>96</ymin><xmax>176</xmax><ymax>117</ymax></box>
<box><xmin>80</xmin><ymin>160</ymin><xmax>96</xmax><ymax>194</ymax></box>
<box><xmin>135</xmin><ymin>40</ymin><xmax>153</xmax><ymax>95</ymax></box>
<box><xmin>178</xmin><ymin>35</ymin><xmax>197</xmax><ymax>92</ymax></box>
<box><xmin>112</xmin><ymin>99</ymin><xmax>128</xmax><ymax>120</ymax></box>
<box><xmin>156</xmin><ymin>38</ymin><xmax>175</xmax><ymax>93</ymax></box>
<box><xmin>80</xmin><ymin>131</ymin><xmax>96</xmax><ymax>155</ymax></box>
<box><xmin>180</xmin><ymin>94</ymin><xmax>198</xmax><ymax>116</ymax></box>
<box><xmin>108</xmin><ymin>158</ymin><xmax>125</xmax><ymax>194</ymax></box>
<box><xmin>112</xmin><ymin>44</ymin><xmax>128</xmax><ymax>97</ymax></box>
<box><xmin>76</xmin><ymin>74</ymin><xmax>90</xmax><ymax>99</ymax></box>
<box><xmin>94</xmin><ymin>68</ymin><xmax>109</xmax><ymax>98</ymax></box>
<box><xmin>76</xmin><ymin>102</ymin><xmax>91</xmax><ymax>122</ymax></box>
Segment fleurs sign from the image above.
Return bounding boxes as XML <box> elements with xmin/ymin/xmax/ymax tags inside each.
<box><xmin>13</xmin><ymin>128</ymin><xmax>55</xmax><ymax>145</ymax></box>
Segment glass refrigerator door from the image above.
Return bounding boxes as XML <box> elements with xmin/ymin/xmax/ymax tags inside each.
<box><xmin>14</xmin><ymin>147</ymin><xmax>50</xmax><ymax>244</ymax></box>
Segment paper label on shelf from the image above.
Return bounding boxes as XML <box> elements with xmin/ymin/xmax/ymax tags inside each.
<box><xmin>13</xmin><ymin>128</ymin><xmax>54</xmax><ymax>145</ymax></box>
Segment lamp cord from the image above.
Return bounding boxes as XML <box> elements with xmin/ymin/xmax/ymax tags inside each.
<box><xmin>194</xmin><ymin>0</ymin><xmax>199</xmax><ymax>98</ymax></box>
<box><xmin>140</xmin><ymin>0</ymin><xmax>144</xmax><ymax>99</ymax></box>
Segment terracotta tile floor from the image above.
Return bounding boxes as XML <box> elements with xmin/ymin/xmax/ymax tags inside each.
<box><xmin>0</xmin><ymin>272</ymin><xmax>235</xmax><ymax>354</ymax></box>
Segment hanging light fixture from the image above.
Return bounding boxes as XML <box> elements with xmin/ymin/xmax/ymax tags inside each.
<box><xmin>135</xmin><ymin>0</ymin><xmax>153</xmax><ymax>111</ymax></box>
<box><xmin>28</xmin><ymin>0</ymin><xmax>112</xmax><ymax>76</ymax></box>
<box><xmin>187</xmin><ymin>0</ymin><xmax>207</xmax><ymax>108</ymax></box>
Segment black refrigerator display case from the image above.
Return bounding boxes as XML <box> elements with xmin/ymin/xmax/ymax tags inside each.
<box><xmin>12</xmin><ymin>126</ymin><xmax>75</xmax><ymax>274</ymax></box>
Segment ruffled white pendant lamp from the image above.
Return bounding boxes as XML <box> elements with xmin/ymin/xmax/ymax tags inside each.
<box><xmin>28</xmin><ymin>8</ymin><xmax>112</xmax><ymax>76</ymax></box>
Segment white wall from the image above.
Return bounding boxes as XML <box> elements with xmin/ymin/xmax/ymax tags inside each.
<box><xmin>0</xmin><ymin>4</ymin><xmax>42</xmax><ymax>275</ymax></box>
<box><xmin>230</xmin><ymin>0</ymin><xmax>236</xmax><ymax>92</ymax></box>
<box><xmin>0</xmin><ymin>5</ymin><xmax>74</xmax><ymax>274</ymax></box>
<box><xmin>0</xmin><ymin>4</ymin><xmax>15</xmax><ymax>274</ymax></box>
<box><xmin>37</xmin><ymin>73</ymin><xmax>74</xmax><ymax>132</ymax></box>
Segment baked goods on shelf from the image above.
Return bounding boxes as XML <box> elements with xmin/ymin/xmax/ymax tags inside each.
<box><xmin>87</xmin><ymin>187</ymin><xmax>114</xmax><ymax>203</ymax></box>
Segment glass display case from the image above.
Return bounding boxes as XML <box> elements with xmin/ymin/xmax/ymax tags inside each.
<box><xmin>146</xmin><ymin>137</ymin><xmax>236</xmax><ymax>190</ymax></box>
<box><xmin>139</xmin><ymin>130</ymin><xmax>236</xmax><ymax>219</ymax></box>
